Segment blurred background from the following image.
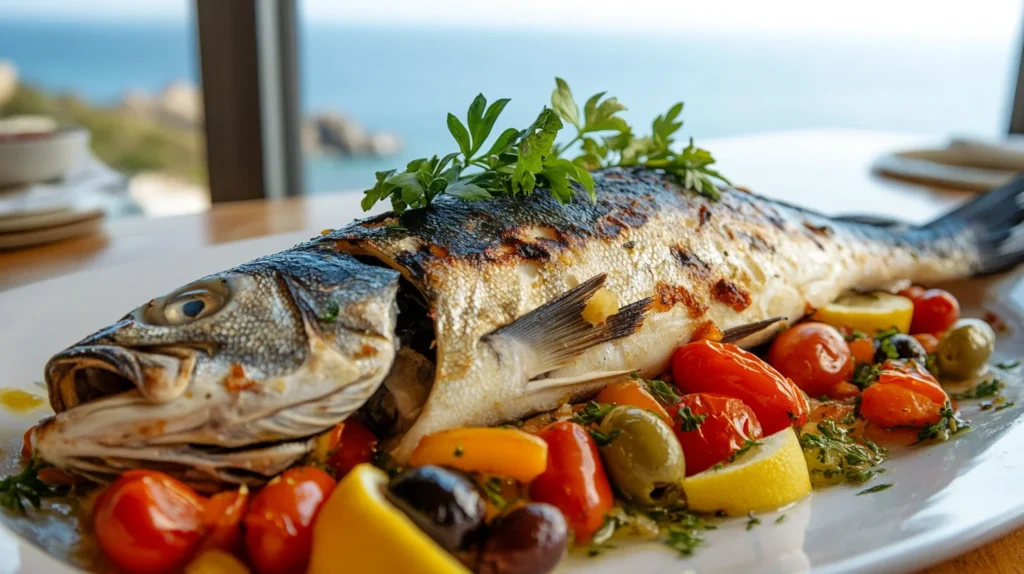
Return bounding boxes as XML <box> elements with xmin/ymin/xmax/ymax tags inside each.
<box><xmin>0</xmin><ymin>0</ymin><xmax>1022</xmax><ymax>218</ymax></box>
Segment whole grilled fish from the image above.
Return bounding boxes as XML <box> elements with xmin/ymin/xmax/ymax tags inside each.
<box><xmin>33</xmin><ymin>170</ymin><xmax>1024</xmax><ymax>487</ymax></box>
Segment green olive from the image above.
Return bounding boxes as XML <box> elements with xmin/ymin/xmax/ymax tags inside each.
<box><xmin>598</xmin><ymin>405</ymin><xmax>685</xmax><ymax>505</ymax></box>
<box><xmin>936</xmin><ymin>318</ymin><xmax>996</xmax><ymax>380</ymax></box>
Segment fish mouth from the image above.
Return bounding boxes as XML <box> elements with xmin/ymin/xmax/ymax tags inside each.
<box><xmin>44</xmin><ymin>344</ymin><xmax>198</xmax><ymax>413</ymax></box>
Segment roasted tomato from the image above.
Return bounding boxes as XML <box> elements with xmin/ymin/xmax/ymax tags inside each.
<box><xmin>245</xmin><ymin>466</ymin><xmax>336</xmax><ymax>574</ymax></box>
<box><xmin>909</xmin><ymin>289</ymin><xmax>960</xmax><ymax>335</ymax></box>
<box><xmin>668</xmin><ymin>393</ymin><xmax>763</xmax><ymax>475</ymax></box>
<box><xmin>92</xmin><ymin>470</ymin><xmax>207</xmax><ymax>574</ymax></box>
<box><xmin>847</xmin><ymin>337</ymin><xmax>876</xmax><ymax>365</ymax></box>
<box><xmin>201</xmin><ymin>486</ymin><xmax>249</xmax><ymax>555</ymax></box>
<box><xmin>912</xmin><ymin>333</ymin><xmax>940</xmax><ymax>354</ymax></box>
<box><xmin>768</xmin><ymin>322</ymin><xmax>854</xmax><ymax>398</ymax></box>
<box><xmin>860</xmin><ymin>360</ymin><xmax>948</xmax><ymax>428</ymax></box>
<box><xmin>672</xmin><ymin>340</ymin><xmax>810</xmax><ymax>433</ymax></box>
<box><xmin>528</xmin><ymin>421</ymin><xmax>613</xmax><ymax>543</ymax></box>
<box><xmin>327</xmin><ymin>420</ymin><xmax>378</xmax><ymax>478</ymax></box>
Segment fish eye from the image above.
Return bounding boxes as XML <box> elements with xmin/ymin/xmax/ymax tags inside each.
<box><xmin>142</xmin><ymin>280</ymin><xmax>230</xmax><ymax>326</ymax></box>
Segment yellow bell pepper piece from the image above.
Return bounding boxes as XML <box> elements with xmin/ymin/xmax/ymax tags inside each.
<box><xmin>309</xmin><ymin>464</ymin><xmax>468</xmax><ymax>574</ymax></box>
<box><xmin>409</xmin><ymin>427</ymin><xmax>548</xmax><ymax>482</ymax></box>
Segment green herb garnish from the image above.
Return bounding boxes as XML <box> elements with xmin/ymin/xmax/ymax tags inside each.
<box><xmin>318</xmin><ymin>300</ymin><xmax>340</xmax><ymax>322</ymax></box>
<box><xmin>799</xmin><ymin>419</ymin><xmax>888</xmax><ymax>486</ymax></box>
<box><xmin>663</xmin><ymin>526</ymin><xmax>704</xmax><ymax>556</ymax></box>
<box><xmin>950</xmin><ymin>379</ymin><xmax>1003</xmax><ymax>400</ymax></box>
<box><xmin>852</xmin><ymin>363</ymin><xmax>881</xmax><ymax>390</ymax></box>
<box><xmin>644</xmin><ymin>378</ymin><xmax>680</xmax><ymax>406</ymax></box>
<box><xmin>856</xmin><ymin>483</ymin><xmax>893</xmax><ymax>495</ymax></box>
<box><xmin>775</xmin><ymin>514</ymin><xmax>787</xmax><ymax>524</ymax></box>
<box><xmin>845</xmin><ymin>329</ymin><xmax>869</xmax><ymax>341</ymax></box>
<box><xmin>996</xmin><ymin>401</ymin><xmax>1016</xmax><ymax>411</ymax></box>
<box><xmin>745</xmin><ymin>513</ymin><xmax>761</xmax><ymax>530</ymax></box>
<box><xmin>997</xmin><ymin>360</ymin><xmax>1020</xmax><ymax>369</ymax></box>
<box><xmin>453</xmin><ymin>444</ymin><xmax>464</xmax><ymax>457</ymax></box>
<box><xmin>676</xmin><ymin>406</ymin><xmax>707</xmax><ymax>432</ymax></box>
<box><xmin>915</xmin><ymin>402</ymin><xmax>970</xmax><ymax>443</ymax></box>
<box><xmin>0</xmin><ymin>459</ymin><xmax>67</xmax><ymax>514</ymax></box>
<box><xmin>572</xmin><ymin>401</ymin><xmax>615</xmax><ymax>426</ymax></box>
<box><xmin>361</xmin><ymin>78</ymin><xmax>727</xmax><ymax>213</ymax></box>
<box><xmin>729</xmin><ymin>439</ymin><xmax>761</xmax><ymax>462</ymax></box>
<box><xmin>589</xmin><ymin>429</ymin><xmax>621</xmax><ymax>446</ymax></box>
<box><xmin>482</xmin><ymin>477</ymin><xmax>509</xmax><ymax>509</ymax></box>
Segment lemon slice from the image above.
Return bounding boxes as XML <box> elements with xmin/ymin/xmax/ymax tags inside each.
<box><xmin>812</xmin><ymin>292</ymin><xmax>914</xmax><ymax>334</ymax></box>
<box><xmin>683</xmin><ymin>427</ymin><xmax>811</xmax><ymax>514</ymax></box>
<box><xmin>309</xmin><ymin>464</ymin><xmax>469</xmax><ymax>574</ymax></box>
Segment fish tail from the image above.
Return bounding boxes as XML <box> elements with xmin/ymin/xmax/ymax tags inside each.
<box><xmin>922</xmin><ymin>176</ymin><xmax>1024</xmax><ymax>276</ymax></box>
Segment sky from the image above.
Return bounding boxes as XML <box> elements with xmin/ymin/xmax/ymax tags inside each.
<box><xmin>0</xmin><ymin>0</ymin><xmax>1020</xmax><ymax>40</ymax></box>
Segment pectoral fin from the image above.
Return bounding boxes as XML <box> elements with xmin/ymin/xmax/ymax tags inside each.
<box><xmin>485</xmin><ymin>274</ymin><xmax>652</xmax><ymax>379</ymax></box>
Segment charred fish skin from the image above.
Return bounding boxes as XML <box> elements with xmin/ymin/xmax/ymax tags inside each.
<box><xmin>323</xmin><ymin>169</ymin><xmax>998</xmax><ymax>459</ymax></box>
<box><xmin>35</xmin><ymin>250</ymin><xmax>400</xmax><ymax>489</ymax></box>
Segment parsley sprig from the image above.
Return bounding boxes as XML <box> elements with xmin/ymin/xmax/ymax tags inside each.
<box><xmin>799</xmin><ymin>420</ymin><xmax>887</xmax><ymax>485</ymax></box>
<box><xmin>916</xmin><ymin>402</ymin><xmax>970</xmax><ymax>443</ymax></box>
<box><xmin>361</xmin><ymin>78</ymin><xmax>727</xmax><ymax>213</ymax></box>
<box><xmin>0</xmin><ymin>458</ymin><xmax>68</xmax><ymax>514</ymax></box>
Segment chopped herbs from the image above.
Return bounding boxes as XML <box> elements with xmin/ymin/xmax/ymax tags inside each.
<box><xmin>663</xmin><ymin>526</ymin><xmax>705</xmax><ymax>557</ymax></box>
<box><xmin>856</xmin><ymin>483</ymin><xmax>893</xmax><ymax>496</ymax></box>
<box><xmin>482</xmin><ymin>477</ymin><xmax>509</xmax><ymax>509</ymax></box>
<box><xmin>852</xmin><ymin>363</ymin><xmax>881</xmax><ymax>390</ymax></box>
<box><xmin>453</xmin><ymin>444</ymin><xmax>464</xmax><ymax>457</ymax></box>
<box><xmin>572</xmin><ymin>401</ymin><xmax>615</xmax><ymax>426</ymax></box>
<box><xmin>950</xmin><ymin>379</ymin><xmax>1003</xmax><ymax>400</ymax></box>
<box><xmin>0</xmin><ymin>459</ymin><xmax>67</xmax><ymax>514</ymax></box>
<box><xmin>729</xmin><ymin>439</ymin><xmax>761</xmax><ymax>462</ymax></box>
<box><xmin>799</xmin><ymin>419</ymin><xmax>887</xmax><ymax>487</ymax></box>
<box><xmin>996</xmin><ymin>401</ymin><xmax>1016</xmax><ymax>412</ymax></box>
<box><xmin>877</xmin><ymin>336</ymin><xmax>900</xmax><ymax>361</ymax></box>
<box><xmin>644</xmin><ymin>378</ymin><xmax>681</xmax><ymax>405</ymax></box>
<box><xmin>775</xmin><ymin>514</ymin><xmax>787</xmax><ymax>524</ymax></box>
<box><xmin>915</xmin><ymin>402</ymin><xmax>970</xmax><ymax>443</ymax></box>
<box><xmin>361</xmin><ymin>78</ymin><xmax>728</xmax><ymax>213</ymax></box>
<box><xmin>318</xmin><ymin>300</ymin><xmax>340</xmax><ymax>322</ymax></box>
<box><xmin>589</xmin><ymin>429</ymin><xmax>621</xmax><ymax>446</ymax></box>
<box><xmin>676</xmin><ymin>406</ymin><xmax>707</xmax><ymax>432</ymax></box>
<box><xmin>745</xmin><ymin>513</ymin><xmax>761</xmax><ymax>530</ymax></box>
<box><xmin>996</xmin><ymin>360</ymin><xmax>1020</xmax><ymax>369</ymax></box>
<box><xmin>845</xmin><ymin>329</ymin><xmax>869</xmax><ymax>341</ymax></box>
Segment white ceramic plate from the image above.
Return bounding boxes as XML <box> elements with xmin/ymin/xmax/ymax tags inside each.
<box><xmin>0</xmin><ymin>232</ymin><xmax>1022</xmax><ymax>574</ymax></box>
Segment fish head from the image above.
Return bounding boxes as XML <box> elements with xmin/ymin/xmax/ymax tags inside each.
<box><xmin>34</xmin><ymin>249</ymin><xmax>400</xmax><ymax>488</ymax></box>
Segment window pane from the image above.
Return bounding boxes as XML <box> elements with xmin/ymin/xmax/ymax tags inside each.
<box><xmin>300</xmin><ymin>0</ymin><xmax>1021</xmax><ymax>194</ymax></box>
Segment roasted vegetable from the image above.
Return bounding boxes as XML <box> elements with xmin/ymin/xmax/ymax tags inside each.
<box><xmin>768</xmin><ymin>322</ymin><xmax>853</xmax><ymax>397</ymax></box>
<box><xmin>908</xmin><ymin>288</ymin><xmax>960</xmax><ymax>334</ymax></box>
<box><xmin>409</xmin><ymin>427</ymin><xmax>547</xmax><ymax>483</ymax></box>
<box><xmin>669</xmin><ymin>393</ymin><xmax>763</xmax><ymax>476</ymax></box>
<box><xmin>595</xmin><ymin>379</ymin><xmax>671</xmax><ymax>424</ymax></box>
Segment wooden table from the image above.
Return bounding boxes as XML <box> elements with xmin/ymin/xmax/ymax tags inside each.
<box><xmin>1</xmin><ymin>129</ymin><xmax>1021</xmax><ymax>572</ymax></box>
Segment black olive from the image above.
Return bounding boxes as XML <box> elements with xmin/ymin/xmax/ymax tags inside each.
<box><xmin>874</xmin><ymin>334</ymin><xmax>928</xmax><ymax>366</ymax></box>
<box><xmin>387</xmin><ymin>465</ymin><xmax>486</xmax><ymax>552</ymax></box>
<box><xmin>478</xmin><ymin>503</ymin><xmax>568</xmax><ymax>574</ymax></box>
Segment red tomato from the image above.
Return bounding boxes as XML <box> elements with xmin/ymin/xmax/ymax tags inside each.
<box><xmin>829</xmin><ymin>381</ymin><xmax>861</xmax><ymax>400</ymax></box>
<box><xmin>92</xmin><ymin>470</ymin><xmax>207</xmax><ymax>574</ymax></box>
<box><xmin>201</xmin><ymin>485</ymin><xmax>249</xmax><ymax>555</ymax></box>
<box><xmin>327</xmin><ymin>420</ymin><xmax>378</xmax><ymax>478</ymax></box>
<box><xmin>860</xmin><ymin>360</ymin><xmax>948</xmax><ymax>428</ymax></box>
<box><xmin>768</xmin><ymin>323</ymin><xmax>853</xmax><ymax>398</ymax></box>
<box><xmin>847</xmin><ymin>338</ymin><xmax>875</xmax><ymax>365</ymax></box>
<box><xmin>909</xmin><ymin>289</ymin><xmax>960</xmax><ymax>334</ymax></box>
<box><xmin>20</xmin><ymin>426</ymin><xmax>34</xmax><ymax>461</ymax></box>
<box><xmin>912</xmin><ymin>333</ymin><xmax>940</xmax><ymax>354</ymax></box>
<box><xmin>898</xmin><ymin>285</ymin><xmax>925</xmax><ymax>301</ymax></box>
<box><xmin>244</xmin><ymin>466</ymin><xmax>336</xmax><ymax>574</ymax></box>
<box><xmin>528</xmin><ymin>421</ymin><xmax>613</xmax><ymax>543</ymax></box>
<box><xmin>668</xmin><ymin>393</ymin><xmax>763</xmax><ymax>476</ymax></box>
<box><xmin>809</xmin><ymin>401</ymin><xmax>855</xmax><ymax>423</ymax></box>
<box><xmin>672</xmin><ymin>340</ymin><xmax>810</xmax><ymax>433</ymax></box>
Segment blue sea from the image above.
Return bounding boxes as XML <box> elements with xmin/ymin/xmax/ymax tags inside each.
<box><xmin>0</xmin><ymin>19</ymin><xmax>1018</xmax><ymax>193</ymax></box>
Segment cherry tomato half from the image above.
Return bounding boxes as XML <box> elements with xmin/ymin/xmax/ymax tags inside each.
<box><xmin>768</xmin><ymin>322</ymin><xmax>853</xmax><ymax>398</ymax></box>
<box><xmin>327</xmin><ymin>420</ymin><xmax>378</xmax><ymax>478</ymax></box>
<box><xmin>847</xmin><ymin>338</ymin><xmax>876</xmax><ymax>365</ymax></box>
<box><xmin>669</xmin><ymin>393</ymin><xmax>763</xmax><ymax>475</ymax></box>
<box><xmin>672</xmin><ymin>340</ymin><xmax>810</xmax><ymax>433</ymax></box>
<box><xmin>93</xmin><ymin>470</ymin><xmax>207</xmax><ymax>574</ymax></box>
<box><xmin>201</xmin><ymin>485</ymin><xmax>249</xmax><ymax>555</ymax></box>
<box><xmin>528</xmin><ymin>421</ymin><xmax>613</xmax><ymax>543</ymax></box>
<box><xmin>909</xmin><ymin>289</ymin><xmax>960</xmax><ymax>335</ymax></box>
<box><xmin>860</xmin><ymin>360</ymin><xmax>948</xmax><ymax>428</ymax></box>
<box><xmin>245</xmin><ymin>466</ymin><xmax>336</xmax><ymax>574</ymax></box>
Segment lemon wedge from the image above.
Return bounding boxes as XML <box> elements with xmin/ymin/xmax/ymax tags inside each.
<box><xmin>309</xmin><ymin>463</ymin><xmax>469</xmax><ymax>574</ymax></box>
<box><xmin>812</xmin><ymin>292</ymin><xmax>913</xmax><ymax>334</ymax></box>
<box><xmin>683</xmin><ymin>427</ymin><xmax>811</xmax><ymax>514</ymax></box>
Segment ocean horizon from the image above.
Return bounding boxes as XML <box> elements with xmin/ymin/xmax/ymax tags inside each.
<box><xmin>0</xmin><ymin>18</ymin><xmax>1018</xmax><ymax>193</ymax></box>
